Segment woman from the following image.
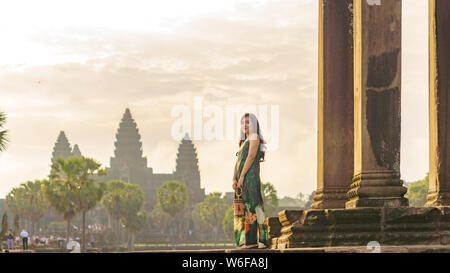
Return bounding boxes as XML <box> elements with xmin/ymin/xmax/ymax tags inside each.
<box><xmin>7</xmin><ymin>229</ymin><xmax>14</xmax><ymax>251</ymax></box>
<box><xmin>232</xmin><ymin>113</ymin><xmax>269</xmax><ymax>249</ymax></box>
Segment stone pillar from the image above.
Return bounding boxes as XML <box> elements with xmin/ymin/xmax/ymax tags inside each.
<box><xmin>346</xmin><ymin>0</ymin><xmax>408</xmax><ymax>208</ymax></box>
<box><xmin>426</xmin><ymin>0</ymin><xmax>450</xmax><ymax>207</ymax></box>
<box><xmin>312</xmin><ymin>0</ymin><xmax>354</xmax><ymax>209</ymax></box>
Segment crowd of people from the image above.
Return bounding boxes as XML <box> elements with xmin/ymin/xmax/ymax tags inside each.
<box><xmin>4</xmin><ymin>229</ymin><xmax>95</xmax><ymax>252</ymax></box>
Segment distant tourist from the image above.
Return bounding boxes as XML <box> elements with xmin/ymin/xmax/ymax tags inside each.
<box><xmin>20</xmin><ymin>229</ymin><xmax>29</xmax><ymax>250</ymax></box>
<box><xmin>232</xmin><ymin>113</ymin><xmax>269</xmax><ymax>249</ymax></box>
<box><xmin>7</xmin><ymin>229</ymin><xmax>14</xmax><ymax>251</ymax></box>
<box><xmin>90</xmin><ymin>236</ymin><xmax>95</xmax><ymax>248</ymax></box>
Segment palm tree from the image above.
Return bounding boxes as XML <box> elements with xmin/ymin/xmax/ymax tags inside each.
<box><xmin>261</xmin><ymin>182</ymin><xmax>279</xmax><ymax>217</ymax></box>
<box><xmin>101</xmin><ymin>180</ymin><xmax>128</xmax><ymax>247</ymax></box>
<box><xmin>101</xmin><ymin>180</ymin><xmax>147</xmax><ymax>251</ymax></box>
<box><xmin>43</xmin><ymin>178</ymin><xmax>78</xmax><ymax>245</ymax></box>
<box><xmin>74</xmin><ymin>158</ymin><xmax>106</xmax><ymax>253</ymax></box>
<box><xmin>157</xmin><ymin>180</ymin><xmax>188</xmax><ymax>246</ymax></box>
<box><xmin>151</xmin><ymin>202</ymin><xmax>172</xmax><ymax>235</ymax></box>
<box><xmin>0</xmin><ymin>111</ymin><xmax>8</xmax><ymax>152</ymax></box>
<box><xmin>21</xmin><ymin>180</ymin><xmax>50</xmax><ymax>235</ymax></box>
<box><xmin>121</xmin><ymin>211</ymin><xmax>148</xmax><ymax>251</ymax></box>
<box><xmin>45</xmin><ymin>157</ymin><xmax>106</xmax><ymax>252</ymax></box>
<box><xmin>6</xmin><ymin>187</ymin><xmax>26</xmax><ymax>222</ymax></box>
<box><xmin>195</xmin><ymin>192</ymin><xmax>228</xmax><ymax>241</ymax></box>
<box><xmin>222</xmin><ymin>207</ymin><xmax>234</xmax><ymax>240</ymax></box>
<box><xmin>157</xmin><ymin>181</ymin><xmax>188</xmax><ymax>218</ymax></box>
<box><xmin>6</xmin><ymin>181</ymin><xmax>50</xmax><ymax>236</ymax></box>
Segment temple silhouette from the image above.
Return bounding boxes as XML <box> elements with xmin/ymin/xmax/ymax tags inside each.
<box><xmin>50</xmin><ymin>108</ymin><xmax>206</xmax><ymax>234</ymax></box>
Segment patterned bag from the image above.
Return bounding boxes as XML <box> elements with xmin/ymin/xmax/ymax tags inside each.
<box><xmin>233</xmin><ymin>188</ymin><xmax>245</xmax><ymax>216</ymax></box>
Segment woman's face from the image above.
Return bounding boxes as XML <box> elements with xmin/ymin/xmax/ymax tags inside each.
<box><xmin>241</xmin><ymin>117</ymin><xmax>249</xmax><ymax>135</ymax></box>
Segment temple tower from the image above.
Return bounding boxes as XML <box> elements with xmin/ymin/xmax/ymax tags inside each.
<box><xmin>174</xmin><ymin>133</ymin><xmax>205</xmax><ymax>205</ymax></box>
<box><xmin>109</xmin><ymin>108</ymin><xmax>149</xmax><ymax>187</ymax></box>
<box><xmin>72</xmin><ymin>144</ymin><xmax>82</xmax><ymax>158</ymax></box>
<box><xmin>51</xmin><ymin>131</ymin><xmax>73</xmax><ymax>164</ymax></box>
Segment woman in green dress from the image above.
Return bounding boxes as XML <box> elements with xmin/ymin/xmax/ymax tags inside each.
<box><xmin>232</xmin><ymin>113</ymin><xmax>269</xmax><ymax>249</ymax></box>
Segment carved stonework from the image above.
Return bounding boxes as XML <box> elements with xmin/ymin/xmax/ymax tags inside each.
<box><xmin>269</xmin><ymin>207</ymin><xmax>450</xmax><ymax>249</ymax></box>
<box><xmin>312</xmin><ymin>188</ymin><xmax>349</xmax><ymax>209</ymax></box>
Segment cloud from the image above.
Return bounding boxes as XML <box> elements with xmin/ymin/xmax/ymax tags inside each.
<box><xmin>0</xmin><ymin>0</ymin><xmax>430</xmax><ymax>199</ymax></box>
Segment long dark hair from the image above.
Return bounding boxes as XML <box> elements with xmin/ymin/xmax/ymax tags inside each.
<box><xmin>238</xmin><ymin>113</ymin><xmax>266</xmax><ymax>162</ymax></box>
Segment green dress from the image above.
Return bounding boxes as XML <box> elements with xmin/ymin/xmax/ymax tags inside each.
<box><xmin>233</xmin><ymin>137</ymin><xmax>269</xmax><ymax>248</ymax></box>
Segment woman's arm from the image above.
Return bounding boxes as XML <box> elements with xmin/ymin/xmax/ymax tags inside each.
<box><xmin>232</xmin><ymin>160</ymin><xmax>239</xmax><ymax>190</ymax></box>
<box><xmin>237</xmin><ymin>134</ymin><xmax>260</xmax><ymax>188</ymax></box>
<box><xmin>233</xmin><ymin>159</ymin><xmax>238</xmax><ymax>181</ymax></box>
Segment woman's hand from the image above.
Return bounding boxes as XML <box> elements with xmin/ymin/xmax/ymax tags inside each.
<box><xmin>237</xmin><ymin>175</ymin><xmax>244</xmax><ymax>189</ymax></box>
<box><xmin>232</xmin><ymin>178</ymin><xmax>238</xmax><ymax>190</ymax></box>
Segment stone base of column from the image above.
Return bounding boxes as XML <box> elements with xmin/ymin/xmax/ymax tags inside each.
<box><xmin>426</xmin><ymin>190</ymin><xmax>450</xmax><ymax>207</ymax></box>
<box><xmin>345</xmin><ymin>171</ymin><xmax>409</xmax><ymax>208</ymax></box>
<box><xmin>268</xmin><ymin>207</ymin><xmax>450</xmax><ymax>249</ymax></box>
<box><xmin>311</xmin><ymin>188</ymin><xmax>348</xmax><ymax>209</ymax></box>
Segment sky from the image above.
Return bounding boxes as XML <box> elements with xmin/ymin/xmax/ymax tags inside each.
<box><xmin>0</xmin><ymin>0</ymin><xmax>429</xmax><ymax>199</ymax></box>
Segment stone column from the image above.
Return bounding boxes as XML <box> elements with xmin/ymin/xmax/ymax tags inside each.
<box><xmin>346</xmin><ymin>0</ymin><xmax>408</xmax><ymax>208</ymax></box>
<box><xmin>426</xmin><ymin>0</ymin><xmax>450</xmax><ymax>207</ymax></box>
<box><xmin>312</xmin><ymin>0</ymin><xmax>354</xmax><ymax>209</ymax></box>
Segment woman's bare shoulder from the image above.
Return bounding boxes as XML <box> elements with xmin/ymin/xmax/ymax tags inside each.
<box><xmin>248</xmin><ymin>133</ymin><xmax>260</xmax><ymax>143</ymax></box>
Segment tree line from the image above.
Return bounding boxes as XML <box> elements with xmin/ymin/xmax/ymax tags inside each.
<box><xmin>0</xmin><ymin>110</ymin><xmax>431</xmax><ymax>251</ymax></box>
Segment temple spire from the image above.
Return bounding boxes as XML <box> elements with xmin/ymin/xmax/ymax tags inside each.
<box><xmin>51</xmin><ymin>131</ymin><xmax>73</xmax><ymax>164</ymax></box>
<box><xmin>175</xmin><ymin>133</ymin><xmax>202</xmax><ymax>202</ymax></box>
<box><xmin>110</xmin><ymin>108</ymin><xmax>147</xmax><ymax>170</ymax></box>
<box><xmin>72</xmin><ymin>144</ymin><xmax>82</xmax><ymax>158</ymax></box>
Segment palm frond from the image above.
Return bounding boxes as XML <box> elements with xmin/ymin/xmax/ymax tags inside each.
<box><xmin>0</xmin><ymin>111</ymin><xmax>9</xmax><ymax>152</ymax></box>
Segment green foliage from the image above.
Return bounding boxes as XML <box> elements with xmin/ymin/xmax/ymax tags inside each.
<box><xmin>102</xmin><ymin>180</ymin><xmax>145</xmax><ymax>222</ymax></box>
<box><xmin>191</xmin><ymin>202</ymin><xmax>206</xmax><ymax>239</ymax></box>
<box><xmin>222</xmin><ymin>207</ymin><xmax>234</xmax><ymax>240</ymax></box>
<box><xmin>0</xmin><ymin>212</ymin><xmax>8</xmax><ymax>239</ymax></box>
<box><xmin>46</xmin><ymin>157</ymin><xmax>106</xmax><ymax>217</ymax></box>
<box><xmin>22</xmin><ymin>180</ymin><xmax>50</xmax><ymax>226</ymax></box>
<box><xmin>94</xmin><ymin>227</ymin><xmax>117</xmax><ymax>248</ymax></box>
<box><xmin>304</xmin><ymin>191</ymin><xmax>316</xmax><ymax>209</ymax></box>
<box><xmin>157</xmin><ymin>180</ymin><xmax>188</xmax><ymax>218</ymax></box>
<box><xmin>261</xmin><ymin>182</ymin><xmax>279</xmax><ymax>216</ymax></box>
<box><xmin>122</xmin><ymin>211</ymin><xmax>149</xmax><ymax>234</ymax></box>
<box><xmin>101</xmin><ymin>180</ymin><xmax>148</xmax><ymax>250</ymax></box>
<box><xmin>279</xmin><ymin>196</ymin><xmax>305</xmax><ymax>207</ymax></box>
<box><xmin>13</xmin><ymin>214</ymin><xmax>19</xmax><ymax>236</ymax></box>
<box><xmin>6</xmin><ymin>180</ymin><xmax>50</xmax><ymax>232</ymax></box>
<box><xmin>194</xmin><ymin>192</ymin><xmax>228</xmax><ymax>239</ymax></box>
<box><xmin>0</xmin><ymin>111</ymin><xmax>8</xmax><ymax>152</ymax></box>
<box><xmin>151</xmin><ymin>202</ymin><xmax>172</xmax><ymax>232</ymax></box>
<box><xmin>43</xmin><ymin>179</ymin><xmax>77</xmax><ymax>223</ymax></box>
<box><xmin>405</xmin><ymin>173</ymin><xmax>429</xmax><ymax>207</ymax></box>
<box><xmin>45</xmin><ymin>156</ymin><xmax>106</xmax><ymax>252</ymax></box>
<box><xmin>6</xmin><ymin>187</ymin><xmax>25</xmax><ymax>218</ymax></box>
<box><xmin>101</xmin><ymin>180</ymin><xmax>128</xmax><ymax>221</ymax></box>
<box><xmin>48</xmin><ymin>221</ymin><xmax>66</xmax><ymax>233</ymax></box>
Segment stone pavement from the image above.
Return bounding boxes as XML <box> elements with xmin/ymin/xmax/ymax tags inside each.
<box><xmin>126</xmin><ymin>245</ymin><xmax>450</xmax><ymax>253</ymax></box>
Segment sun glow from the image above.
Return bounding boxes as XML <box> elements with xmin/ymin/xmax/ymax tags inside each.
<box><xmin>0</xmin><ymin>0</ymin><xmax>258</xmax><ymax>68</ymax></box>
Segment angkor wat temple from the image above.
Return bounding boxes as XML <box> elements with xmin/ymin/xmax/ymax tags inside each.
<box><xmin>50</xmin><ymin>108</ymin><xmax>206</xmax><ymax>234</ymax></box>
